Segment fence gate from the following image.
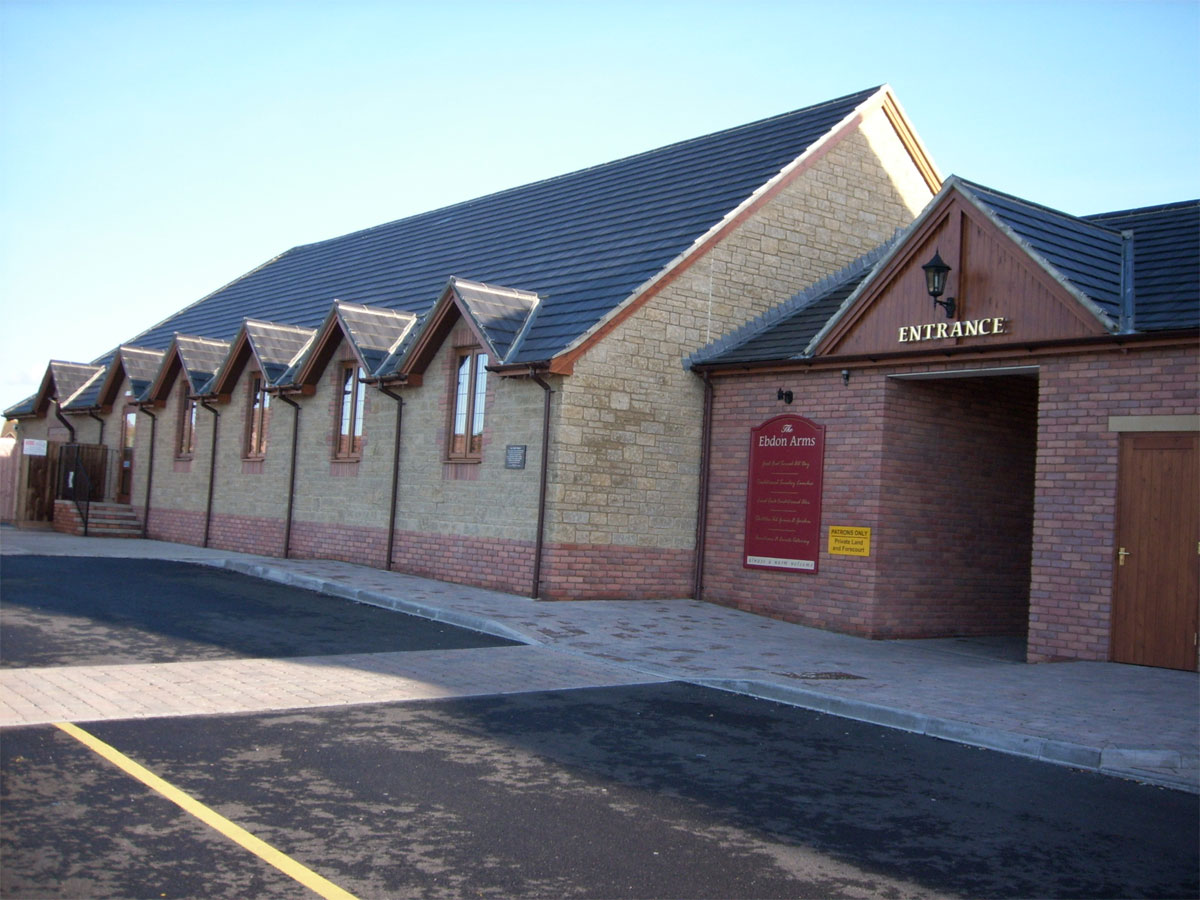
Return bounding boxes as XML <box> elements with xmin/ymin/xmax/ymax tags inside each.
<box><xmin>23</xmin><ymin>441</ymin><xmax>61</xmax><ymax>522</ymax></box>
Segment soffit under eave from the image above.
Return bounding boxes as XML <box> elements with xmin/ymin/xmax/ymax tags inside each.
<box><xmin>875</xmin><ymin>87</ymin><xmax>943</xmax><ymax>196</ymax></box>
<box><xmin>809</xmin><ymin>184</ymin><xmax>1116</xmax><ymax>359</ymax></box>
<box><xmin>95</xmin><ymin>357</ymin><xmax>129</xmax><ymax>411</ymax></box>
<box><xmin>27</xmin><ymin>368</ymin><xmax>59</xmax><ymax>417</ymax></box>
<box><xmin>208</xmin><ymin>330</ymin><xmax>256</xmax><ymax>398</ymax></box>
<box><xmin>144</xmin><ymin>340</ymin><xmax>206</xmax><ymax>404</ymax></box>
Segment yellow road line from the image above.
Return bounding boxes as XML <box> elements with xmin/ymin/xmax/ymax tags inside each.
<box><xmin>55</xmin><ymin>721</ymin><xmax>359</xmax><ymax>900</ymax></box>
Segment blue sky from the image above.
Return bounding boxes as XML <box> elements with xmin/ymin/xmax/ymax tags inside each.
<box><xmin>2</xmin><ymin>0</ymin><xmax>1197</xmax><ymax>406</ymax></box>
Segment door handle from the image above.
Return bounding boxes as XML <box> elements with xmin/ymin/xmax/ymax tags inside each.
<box><xmin>1117</xmin><ymin>547</ymin><xmax>1130</xmax><ymax>566</ymax></box>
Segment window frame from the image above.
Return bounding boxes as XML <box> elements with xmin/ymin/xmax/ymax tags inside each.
<box><xmin>244</xmin><ymin>372</ymin><xmax>270</xmax><ymax>459</ymax></box>
<box><xmin>447</xmin><ymin>348</ymin><xmax>489</xmax><ymax>462</ymax></box>
<box><xmin>175</xmin><ymin>387</ymin><xmax>196</xmax><ymax>459</ymax></box>
<box><xmin>335</xmin><ymin>362</ymin><xmax>366</xmax><ymax>460</ymax></box>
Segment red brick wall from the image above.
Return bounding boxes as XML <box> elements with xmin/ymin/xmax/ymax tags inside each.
<box><xmin>701</xmin><ymin>343</ymin><xmax>1198</xmax><ymax>662</ymax></box>
<box><xmin>1027</xmin><ymin>346</ymin><xmax>1199</xmax><ymax>662</ymax></box>
<box><xmin>874</xmin><ymin>375</ymin><xmax>1036</xmax><ymax>638</ymax></box>
<box><xmin>288</xmin><ymin>519</ymin><xmax>389</xmax><ymax>570</ymax></box>
<box><xmin>51</xmin><ymin>500</ymin><xmax>83</xmax><ymax>534</ymax></box>
<box><xmin>205</xmin><ymin>512</ymin><xmax>287</xmax><ymax>558</ymax></box>
<box><xmin>146</xmin><ymin>507</ymin><xmax>206</xmax><ymax>546</ymax></box>
<box><xmin>390</xmin><ymin>528</ymin><xmax>535</xmax><ymax>595</ymax></box>
<box><xmin>539</xmin><ymin>543</ymin><xmax>693</xmax><ymax>601</ymax></box>
<box><xmin>700</xmin><ymin>368</ymin><xmax>888</xmax><ymax>632</ymax></box>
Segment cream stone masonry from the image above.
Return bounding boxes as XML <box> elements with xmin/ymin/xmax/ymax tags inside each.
<box><xmin>545</xmin><ymin>108</ymin><xmax>933</xmax><ymax>553</ymax></box>
<box><xmin>388</xmin><ymin>337</ymin><xmax>546</xmax><ymax>545</ymax></box>
<box><xmin>207</xmin><ymin>370</ymin><xmax>293</xmax><ymax>523</ymax></box>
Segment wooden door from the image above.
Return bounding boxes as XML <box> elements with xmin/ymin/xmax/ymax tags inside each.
<box><xmin>117</xmin><ymin>407</ymin><xmax>136</xmax><ymax>504</ymax></box>
<box><xmin>1111</xmin><ymin>432</ymin><xmax>1199</xmax><ymax>671</ymax></box>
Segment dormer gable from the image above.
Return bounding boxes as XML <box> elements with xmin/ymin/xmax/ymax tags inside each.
<box><xmin>292</xmin><ymin>301</ymin><xmax>417</xmax><ymax>391</ymax></box>
<box><xmin>20</xmin><ymin>361</ymin><xmax>106</xmax><ymax>418</ymax></box>
<box><xmin>145</xmin><ymin>335</ymin><xmax>231</xmax><ymax>404</ymax></box>
<box><xmin>394</xmin><ymin>277</ymin><xmax>541</xmax><ymax>380</ymax></box>
<box><xmin>209</xmin><ymin>320</ymin><xmax>317</xmax><ymax>398</ymax></box>
<box><xmin>96</xmin><ymin>346</ymin><xmax>165</xmax><ymax>410</ymax></box>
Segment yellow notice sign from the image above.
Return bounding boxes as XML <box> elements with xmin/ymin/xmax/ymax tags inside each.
<box><xmin>829</xmin><ymin>526</ymin><xmax>871</xmax><ymax>557</ymax></box>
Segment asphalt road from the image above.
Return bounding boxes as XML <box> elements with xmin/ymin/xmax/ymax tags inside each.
<box><xmin>4</xmin><ymin>684</ymin><xmax>1198</xmax><ymax>899</ymax></box>
<box><xmin>2</xmin><ymin>557</ymin><xmax>1197</xmax><ymax>899</ymax></box>
<box><xmin>0</xmin><ymin>556</ymin><xmax>517</xmax><ymax>667</ymax></box>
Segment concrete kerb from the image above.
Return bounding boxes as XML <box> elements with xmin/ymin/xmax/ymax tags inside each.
<box><xmin>215</xmin><ymin>558</ymin><xmax>534</xmax><ymax>646</ymax></box>
<box><xmin>695</xmin><ymin>677</ymin><xmax>1197</xmax><ymax>793</ymax></box>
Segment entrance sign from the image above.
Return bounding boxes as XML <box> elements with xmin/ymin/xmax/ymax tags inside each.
<box><xmin>22</xmin><ymin>439</ymin><xmax>47</xmax><ymax>457</ymax></box>
<box><xmin>744</xmin><ymin>415</ymin><xmax>825</xmax><ymax>572</ymax></box>
<box><xmin>896</xmin><ymin>317</ymin><xmax>1008</xmax><ymax>344</ymax></box>
<box><xmin>829</xmin><ymin>526</ymin><xmax>871</xmax><ymax>556</ymax></box>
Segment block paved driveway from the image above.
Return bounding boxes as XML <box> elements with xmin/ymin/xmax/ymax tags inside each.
<box><xmin>2</xmin><ymin>556</ymin><xmax>1197</xmax><ymax>900</ymax></box>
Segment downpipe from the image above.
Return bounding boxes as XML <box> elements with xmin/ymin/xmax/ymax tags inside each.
<box><xmin>276</xmin><ymin>393</ymin><xmax>301</xmax><ymax>559</ymax></box>
<box><xmin>375</xmin><ymin>383</ymin><xmax>405</xmax><ymax>571</ymax></box>
<box><xmin>692</xmin><ymin>372</ymin><xmax>714</xmax><ymax>600</ymax></box>
<box><xmin>530</xmin><ymin>372</ymin><xmax>553</xmax><ymax>599</ymax></box>
<box><xmin>139</xmin><ymin>406</ymin><xmax>157</xmax><ymax>537</ymax></box>
<box><xmin>200</xmin><ymin>399</ymin><xmax>220</xmax><ymax>548</ymax></box>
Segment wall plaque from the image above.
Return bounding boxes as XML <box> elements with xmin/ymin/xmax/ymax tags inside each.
<box><xmin>505</xmin><ymin>444</ymin><xmax>527</xmax><ymax>469</ymax></box>
<box><xmin>22</xmin><ymin>439</ymin><xmax>47</xmax><ymax>457</ymax></box>
<box><xmin>744</xmin><ymin>414</ymin><xmax>825</xmax><ymax>572</ymax></box>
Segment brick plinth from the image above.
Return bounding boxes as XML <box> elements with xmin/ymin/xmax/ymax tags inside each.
<box><xmin>146</xmin><ymin>507</ymin><xmax>206</xmax><ymax>546</ymax></box>
<box><xmin>539</xmin><ymin>543</ymin><xmax>693</xmax><ymax>600</ymax></box>
<box><xmin>205</xmin><ymin>512</ymin><xmax>288</xmax><ymax>557</ymax></box>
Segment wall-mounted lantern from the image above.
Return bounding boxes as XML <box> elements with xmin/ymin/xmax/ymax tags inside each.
<box><xmin>777</xmin><ymin>388</ymin><xmax>793</xmax><ymax>404</ymax></box>
<box><xmin>922</xmin><ymin>251</ymin><xmax>957</xmax><ymax>319</ymax></box>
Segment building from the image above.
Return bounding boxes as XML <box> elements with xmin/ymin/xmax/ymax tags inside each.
<box><xmin>4</xmin><ymin>86</ymin><xmax>939</xmax><ymax>601</ymax></box>
<box><xmin>687</xmin><ymin>178</ymin><xmax>1199</xmax><ymax>670</ymax></box>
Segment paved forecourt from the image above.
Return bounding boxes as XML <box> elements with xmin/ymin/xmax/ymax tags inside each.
<box><xmin>0</xmin><ymin>646</ymin><xmax>668</xmax><ymax>727</ymax></box>
<box><xmin>0</xmin><ymin>543</ymin><xmax>669</xmax><ymax>727</ymax></box>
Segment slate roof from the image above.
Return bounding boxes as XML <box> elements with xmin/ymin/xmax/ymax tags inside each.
<box><xmin>60</xmin><ymin>367</ymin><xmax>107</xmax><ymax>412</ymax></box>
<box><xmin>149</xmin><ymin>336</ymin><xmax>232</xmax><ymax>399</ymax></box>
<box><xmin>241</xmin><ymin>320</ymin><xmax>317</xmax><ymax>386</ymax></box>
<box><xmin>689</xmin><ymin>180</ymin><xmax>1199</xmax><ymax>368</ymax></box>
<box><xmin>449</xmin><ymin>279</ymin><xmax>540</xmax><ymax>365</ymax></box>
<box><xmin>117</xmin><ymin>347</ymin><xmax>168</xmax><ymax>398</ymax></box>
<box><xmin>1085</xmin><ymin>200</ymin><xmax>1200</xmax><ymax>331</ymax></box>
<box><xmin>48</xmin><ymin>362</ymin><xmax>105</xmax><ymax>404</ymax></box>
<box><xmin>120</xmin><ymin>87</ymin><xmax>883</xmax><ymax>365</ymax></box>
<box><xmin>4</xmin><ymin>361</ymin><xmax>107</xmax><ymax>418</ymax></box>
<box><xmin>329</xmin><ymin>303</ymin><xmax>416</xmax><ymax>376</ymax></box>
<box><xmin>957</xmin><ymin>179</ymin><xmax>1126</xmax><ymax>321</ymax></box>
<box><xmin>87</xmin><ymin>346</ymin><xmax>166</xmax><ymax>411</ymax></box>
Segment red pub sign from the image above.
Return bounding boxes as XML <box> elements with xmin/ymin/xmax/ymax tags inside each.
<box><xmin>744</xmin><ymin>414</ymin><xmax>826</xmax><ymax>572</ymax></box>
